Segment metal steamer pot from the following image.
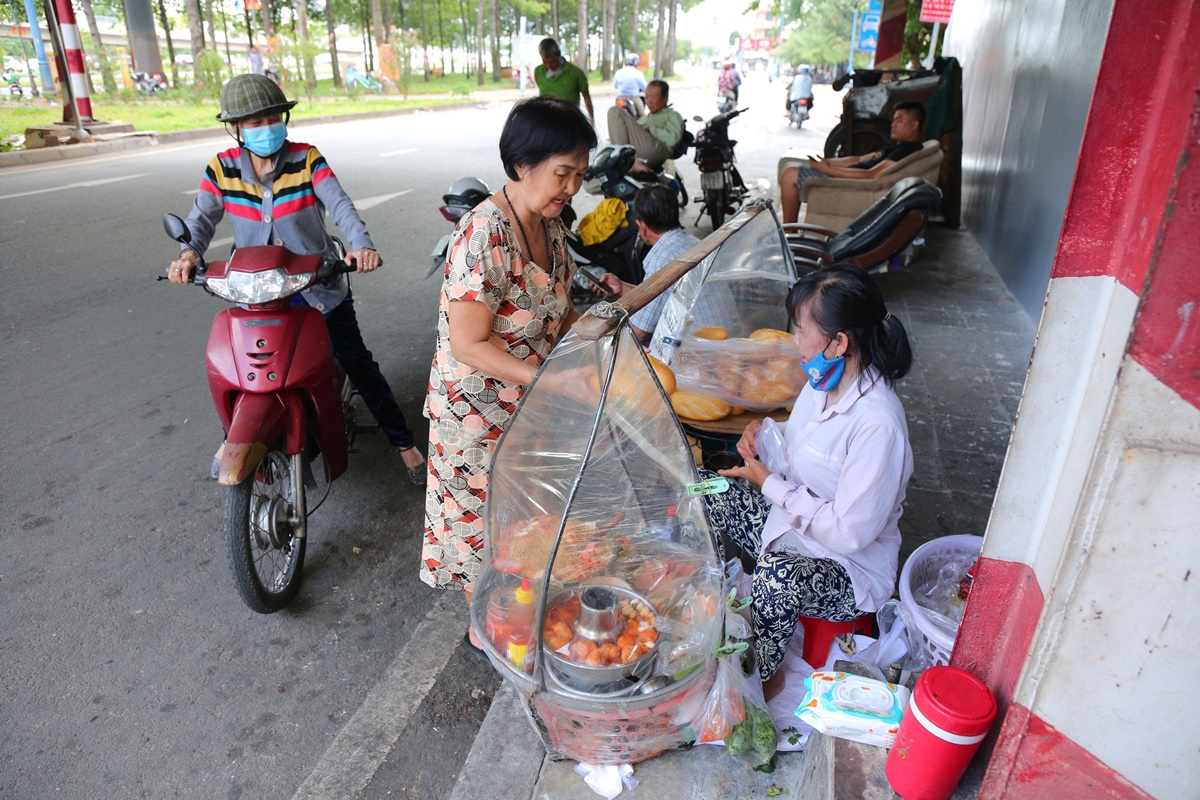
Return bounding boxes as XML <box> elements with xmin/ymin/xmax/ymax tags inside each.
<box><xmin>543</xmin><ymin>585</ymin><xmax>659</xmax><ymax>695</ymax></box>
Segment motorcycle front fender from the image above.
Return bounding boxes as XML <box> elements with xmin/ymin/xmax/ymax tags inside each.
<box><xmin>217</xmin><ymin>391</ymin><xmax>305</xmax><ymax>485</ymax></box>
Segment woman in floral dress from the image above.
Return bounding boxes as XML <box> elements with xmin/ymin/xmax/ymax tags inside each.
<box><xmin>422</xmin><ymin>98</ymin><xmax>614</xmax><ymax>653</ymax></box>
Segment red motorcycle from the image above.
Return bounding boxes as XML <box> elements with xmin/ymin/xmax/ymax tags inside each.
<box><xmin>163</xmin><ymin>214</ymin><xmax>360</xmax><ymax>613</ymax></box>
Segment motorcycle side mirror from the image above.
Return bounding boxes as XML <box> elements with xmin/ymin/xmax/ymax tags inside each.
<box><xmin>163</xmin><ymin>213</ymin><xmax>192</xmax><ymax>244</ymax></box>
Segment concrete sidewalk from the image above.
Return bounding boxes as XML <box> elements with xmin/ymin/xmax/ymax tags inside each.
<box><xmin>436</xmin><ymin>225</ymin><xmax>1037</xmax><ymax>799</ymax></box>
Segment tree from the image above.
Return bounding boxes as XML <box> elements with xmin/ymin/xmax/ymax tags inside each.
<box><xmin>295</xmin><ymin>0</ymin><xmax>315</xmax><ymax>92</ymax></box>
<box><xmin>326</xmin><ymin>0</ymin><xmax>342</xmax><ymax>87</ymax></box>
<box><xmin>185</xmin><ymin>0</ymin><xmax>206</xmax><ymax>62</ymax></box>
<box><xmin>575</xmin><ymin>0</ymin><xmax>586</xmax><ymax>69</ymax></box>
<box><xmin>663</xmin><ymin>0</ymin><xmax>676</xmax><ymax>76</ymax></box>
<box><xmin>651</xmin><ymin>0</ymin><xmax>663</xmax><ymax>78</ymax></box>
<box><xmin>475</xmin><ymin>0</ymin><xmax>484</xmax><ymax>83</ymax></box>
<box><xmin>155</xmin><ymin>0</ymin><xmax>182</xmax><ymax>86</ymax></box>
<box><xmin>489</xmin><ymin>0</ymin><xmax>499</xmax><ymax>80</ymax></box>
<box><xmin>77</xmin><ymin>0</ymin><xmax>117</xmax><ymax>94</ymax></box>
<box><xmin>371</xmin><ymin>0</ymin><xmax>384</xmax><ymax>46</ymax></box>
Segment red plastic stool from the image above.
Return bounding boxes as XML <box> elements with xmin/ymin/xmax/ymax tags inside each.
<box><xmin>798</xmin><ymin>612</ymin><xmax>876</xmax><ymax>667</ymax></box>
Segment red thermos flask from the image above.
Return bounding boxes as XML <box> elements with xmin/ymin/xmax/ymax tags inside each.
<box><xmin>885</xmin><ymin>666</ymin><xmax>997</xmax><ymax>800</ymax></box>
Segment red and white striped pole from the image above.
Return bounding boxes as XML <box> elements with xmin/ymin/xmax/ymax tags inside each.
<box><xmin>51</xmin><ymin>0</ymin><xmax>93</xmax><ymax>123</ymax></box>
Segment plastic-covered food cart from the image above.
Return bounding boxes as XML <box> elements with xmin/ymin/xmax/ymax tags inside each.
<box><xmin>469</xmin><ymin>206</ymin><xmax>771</xmax><ymax>765</ymax></box>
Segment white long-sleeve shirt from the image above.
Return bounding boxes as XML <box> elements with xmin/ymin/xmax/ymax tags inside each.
<box><xmin>758</xmin><ymin>367</ymin><xmax>913</xmax><ymax>612</ymax></box>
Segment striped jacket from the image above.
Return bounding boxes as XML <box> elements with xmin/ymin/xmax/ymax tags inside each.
<box><xmin>183</xmin><ymin>141</ymin><xmax>374</xmax><ymax>312</ymax></box>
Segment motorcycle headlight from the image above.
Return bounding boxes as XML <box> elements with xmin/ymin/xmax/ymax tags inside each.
<box><xmin>207</xmin><ymin>268</ymin><xmax>314</xmax><ymax>304</ymax></box>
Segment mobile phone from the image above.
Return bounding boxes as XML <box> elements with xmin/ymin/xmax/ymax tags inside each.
<box><xmin>576</xmin><ymin>268</ymin><xmax>614</xmax><ymax>296</ymax></box>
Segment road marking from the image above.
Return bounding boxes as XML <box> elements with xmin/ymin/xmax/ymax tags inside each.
<box><xmin>354</xmin><ymin>189</ymin><xmax>412</xmax><ymax>210</ymax></box>
<box><xmin>290</xmin><ymin>592</ymin><xmax>466</xmax><ymax>800</ymax></box>
<box><xmin>379</xmin><ymin>148</ymin><xmax>418</xmax><ymax>157</ymax></box>
<box><xmin>0</xmin><ymin>172</ymin><xmax>150</xmax><ymax>201</ymax></box>
<box><xmin>182</xmin><ymin>189</ymin><xmax>200</xmax><ymax>195</ymax></box>
<box><xmin>0</xmin><ymin>139</ymin><xmax>223</xmax><ymax>177</ymax></box>
<box><xmin>209</xmin><ymin>235</ymin><xmax>233</xmax><ymax>249</ymax></box>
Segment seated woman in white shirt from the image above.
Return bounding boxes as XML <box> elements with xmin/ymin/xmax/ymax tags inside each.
<box><xmin>705</xmin><ymin>264</ymin><xmax>914</xmax><ymax>698</ymax></box>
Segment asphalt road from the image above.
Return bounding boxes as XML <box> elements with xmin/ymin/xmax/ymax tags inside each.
<box><xmin>0</xmin><ymin>70</ymin><xmax>832</xmax><ymax>799</ymax></box>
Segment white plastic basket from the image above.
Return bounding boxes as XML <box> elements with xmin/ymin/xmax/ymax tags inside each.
<box><xmin>898</xmin><ymin>535</ymin><xmax>983</xmax><ymax>666</ymax></box>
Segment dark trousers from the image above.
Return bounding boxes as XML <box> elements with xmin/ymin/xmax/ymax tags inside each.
<box><xmin>324</xmin><ymin>297</ymin><xmax>415</xmax><ymax>449</ymax></box>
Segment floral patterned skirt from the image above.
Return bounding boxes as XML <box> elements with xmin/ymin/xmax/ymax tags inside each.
<box><xmin>701</xmin><ymin>470</ymin><xmax>860</xmax><ymax>679</ymax></box>
<box><xmin>420</xmin><ymin>416</ymin><xmax>499</xmax><ymax>592</ymax></box>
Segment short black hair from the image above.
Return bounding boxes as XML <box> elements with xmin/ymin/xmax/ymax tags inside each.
<box><xmin>787</xmin><ymin>264</ymin><xmax>912</xmax><ymax>386</ymax></box>
<box><xmin>647</xmin><ymin>79</ymin><xmax>669</xmax><ymax>98</ymax></box>
<box><xmin>633</xmin><ymin>184</ymin><xmax>680</xmax><ymax>233</ymax></box>
<box><xmin>538</xmin><ymin>38</ymin><xmax>560</xmax><ymax>58</ymax></box>
<box><xmin>894</xmin><ymin>101</ymin><xmax>926</xmax><ymax>131</ymax></box>
<box><xmin>499</xmin><ymin>96</ymin><xmax>598</xmax><ymax>180</ymax></box>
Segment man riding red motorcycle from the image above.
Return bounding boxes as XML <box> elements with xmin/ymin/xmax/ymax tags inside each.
<box><xmin>168</xmin><ymin>74</ymin><xmax>426</xmax><ymax>486</ymax></box>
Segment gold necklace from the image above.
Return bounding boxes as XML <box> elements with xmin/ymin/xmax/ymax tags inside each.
<box><xmin>503</xmin><ymin>186</ymin><xmax>551</xmax><ymax>267</ymax></box>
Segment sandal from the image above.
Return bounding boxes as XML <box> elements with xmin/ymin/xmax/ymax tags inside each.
<box><xmin>462</xmin><ymin>632</ymin><xmax>491</xmax><ymax>665</ymax></box>
<box><xmin>398</xmin><ymin>446</ymin><xmax>427</xmax><ymax>486</ymax></box>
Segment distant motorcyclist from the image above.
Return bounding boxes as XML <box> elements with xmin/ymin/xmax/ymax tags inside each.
<box><xmin>717</xmin><ymin>61</ymin><xmax>742</xmax><ymax>102</ymax></box>
<box><xmin>612</xmin><ymin>53</ymin><xmax>647</xmax><ymax>117</ymax></box>
<box><xmin>787</xmin><ymin>65</ymin><xmax>814</xmax><ymax>114</ymax></box>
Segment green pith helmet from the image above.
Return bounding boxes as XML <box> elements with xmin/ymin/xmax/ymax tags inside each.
<box><xmin>216</xmin><ymin>74</ymin><xmax>298</xmax><ymax>122</ymax></box>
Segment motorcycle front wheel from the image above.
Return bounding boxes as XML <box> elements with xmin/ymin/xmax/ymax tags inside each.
<box><xmin>225</xmin><ymin>449</ymin><xmax>306</xmax><ymax>613</ymax></box>
<box><xmin>705</xmin><ymin>188</ymin><xmax>726</xmax><ymax>230</ymax></box>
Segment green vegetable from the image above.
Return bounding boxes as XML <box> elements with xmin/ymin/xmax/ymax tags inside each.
<box><xmin>726</xmin><ymin>718</ymin><xmax>752</xmax><ymax>757</ymax></box>
<box><xmin>750</xmin><ymin>702</ymin><xmax>778</xmax><ymax>760</ymax></box>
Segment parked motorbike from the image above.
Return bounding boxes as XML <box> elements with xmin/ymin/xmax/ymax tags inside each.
<box><xmin>614</xmin><ymin>93</ymin><xmax>643</xmax><ymax>119</ymax></box>
<box><xmin>425</xmin><ymin>177</ymin><xmax>626</xmax><ymax>308</ymax></box>
<box><xmin>133</xmin><ymin>71</ymin><xmax>167</xmax><ymax>95</ymax></box>
<box><xmin>692</xmin><ymin>107</ymin><xmax>750</xmax><ymax>230</ymax></box>
<box><xmin>788</xmin><ymin>96</ymin><xmax>811</xmax><ymax>129</ymax></box>
<box><xmin>717</xmin><ymin>89</ymin><xmax>737</xmax><ymax>114</ymax></box>
<box><xmin>161</xmin><ymin>213</ymin><xmax>361</xmax><ymax>614</ymax></box>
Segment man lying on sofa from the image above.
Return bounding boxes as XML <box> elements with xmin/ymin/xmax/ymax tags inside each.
<box><xmin>780</xmin><ymin>101</ymin><xmax>926</xmax><ymax>223</ymax></box>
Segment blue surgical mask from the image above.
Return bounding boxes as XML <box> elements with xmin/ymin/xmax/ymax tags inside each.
<box><xmin>241</xmin><ymin>121</ymin><xmax>287</xmax><ymax>157</ymax></box>
<box><xmin>800</xmin><ymin>338</ymin><xmax>845</xmax><ymax>392</ymax></box>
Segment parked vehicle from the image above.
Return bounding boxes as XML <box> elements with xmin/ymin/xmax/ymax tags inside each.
<box><xmin>691</xmin><ymin>107</ymin><xmax>750</xmax><ymax>230</ymax></box>
<box><xmin>161</xmin><ymin>213</ymin><xmax>361</xmax><ymax>613</ymax></box>
<box><xmin>132</xmin><ymin>71</ymin><xmax>167</xmax><ymax>95</ymax></box>
<box><xmin>716</xmin><ymin>89</ymin><xmax>737</xmax><ymax>114</ymax></box>
<box><xmin>613</xmin><ymin>93</ymin><xmax>643</xmax><ymax>119</ymax></box>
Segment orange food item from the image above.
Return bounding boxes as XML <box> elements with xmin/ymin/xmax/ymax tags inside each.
<box><xmin>648</xmin><ymin>355</ymin><xmax>677</xmax><ymax>396</ymax></box>
<box><xmin>493</xmin><ymin>515</ymin><xmax>613</xmax><ymax>582</ymax></box>
<box><xmin>691</xmin><ymin>326</ymin><xmax>729</xmax><ymax>340</ymax></box>
<box><xmin>569</xmin><ymin>639</ymin><xmax>597</xmax><ymax>661</ymax></box>
<box><xmin>749</xmin><ymin>328</ymin><xmax>792</xmax><ymax>343</ymax></box>
<box><xmin>671</xmin><ymin>390</ymin><xmax>732</xmax><ymax>421</ymax></box>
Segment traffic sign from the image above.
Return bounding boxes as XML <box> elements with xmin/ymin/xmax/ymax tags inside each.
<box><xmin>858</xmin><ymin>12</ymin><xmax>880</xmax><ymax>51</ymax></box>
<box><xmin>867</xmin><ymin>0</ymin><xmax>883</xmax><ymax>12</ymax></box>
<box><xmin>920</xmin><ymin>0</ymin><xmax>955</xmax><ymax>24</ymax></box>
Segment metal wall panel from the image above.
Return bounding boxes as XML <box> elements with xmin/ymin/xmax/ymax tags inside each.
<box><xmin>945</xmin><ymin>0</ymin><xmax>1115</xmax><ymax>319</ymax></box>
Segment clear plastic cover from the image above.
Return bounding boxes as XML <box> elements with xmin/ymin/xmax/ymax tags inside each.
<box><xmin>470</xmin><ymin>319</ymin><xmax>726</xmax><ymax>764</ymax></box>
<box><xmin>648</xmin><ymin>203</ymin><xmax>800</xmax><ymax>412</ymax></box>
<box><xmin>648</xmin><ymin>202</ymin><xmax>797</xmax><ymax>367</ymax></box>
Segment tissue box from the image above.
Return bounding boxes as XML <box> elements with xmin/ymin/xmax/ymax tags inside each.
<box><xmin>795</xmin><ymin>671</ymin><xmax>910</xmax><ymax>748</ymax></box>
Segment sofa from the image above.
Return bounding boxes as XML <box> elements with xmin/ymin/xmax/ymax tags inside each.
<box><xmin>777</xmin><ymin>139</ymin><xmax>944</xmax><ymax>232</ymax></box>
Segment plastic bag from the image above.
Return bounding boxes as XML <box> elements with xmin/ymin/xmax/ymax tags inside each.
<box><xmin>692</xmin><ymin>651</ymin><xmax>747</xmax><ymax>743</ymax></box>
<box><xmin>725</xmin><ymin>666</ymin><xmax>778</xmax><ymax>769</ymax></box>
<box><xmin>671</xmin><ymin>335</ymin><xmax>803</xmax><ymax>412</ymax></box>
<box><xmin>915</xmin><ymin>555</ymin><xmax>976</xmax><ymax>624</ymax></box>
<box><xmin>753</xmin><ymin>418</ymin><xmax>788</xmax><ymax>475</ymax></box>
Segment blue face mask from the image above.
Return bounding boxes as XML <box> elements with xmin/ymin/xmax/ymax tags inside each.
<box><xmin>800</xmin><ymin>338</ymin><xmax>845</xmax><ymax>392</ymax></box>
<box><xmin>241</xmin><ymin>121</ymin><xmax>287</xmax><ymax>157</ymax></box>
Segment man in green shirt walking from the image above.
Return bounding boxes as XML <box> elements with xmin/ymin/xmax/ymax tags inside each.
<box><xmin>606</xmin><ymin>79</ymin><xmax>685</xmax><ymax>173</ymax></box>
<box><xmin>533</xmin><ymin>38</ymin><xmax>595</xmax><ymax>123</ymax></box>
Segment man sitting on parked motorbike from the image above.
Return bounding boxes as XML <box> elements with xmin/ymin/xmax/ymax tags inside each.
<box><xmin>779</xmin><ymin>100</ymin><xmax>927</xmax><ymax>224</ymax></box>
<box><xmin>612</xmin><ymin>53</ymin><xmax>648</xmax><ymax>117</ymax></box>
<box><xmin>606</xmin><ymin>79</ymin><xmax>685</xmax><ymax>174</ymax></box>
<box><xmin>167</xmin><ymin>74</ymin><xmax>428</xmax><ymax>485</ymax></box>
<box><xmin>605</xmin><ymin>185</ymin><xmax>736</xmax><ymax>342</ymax></box>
